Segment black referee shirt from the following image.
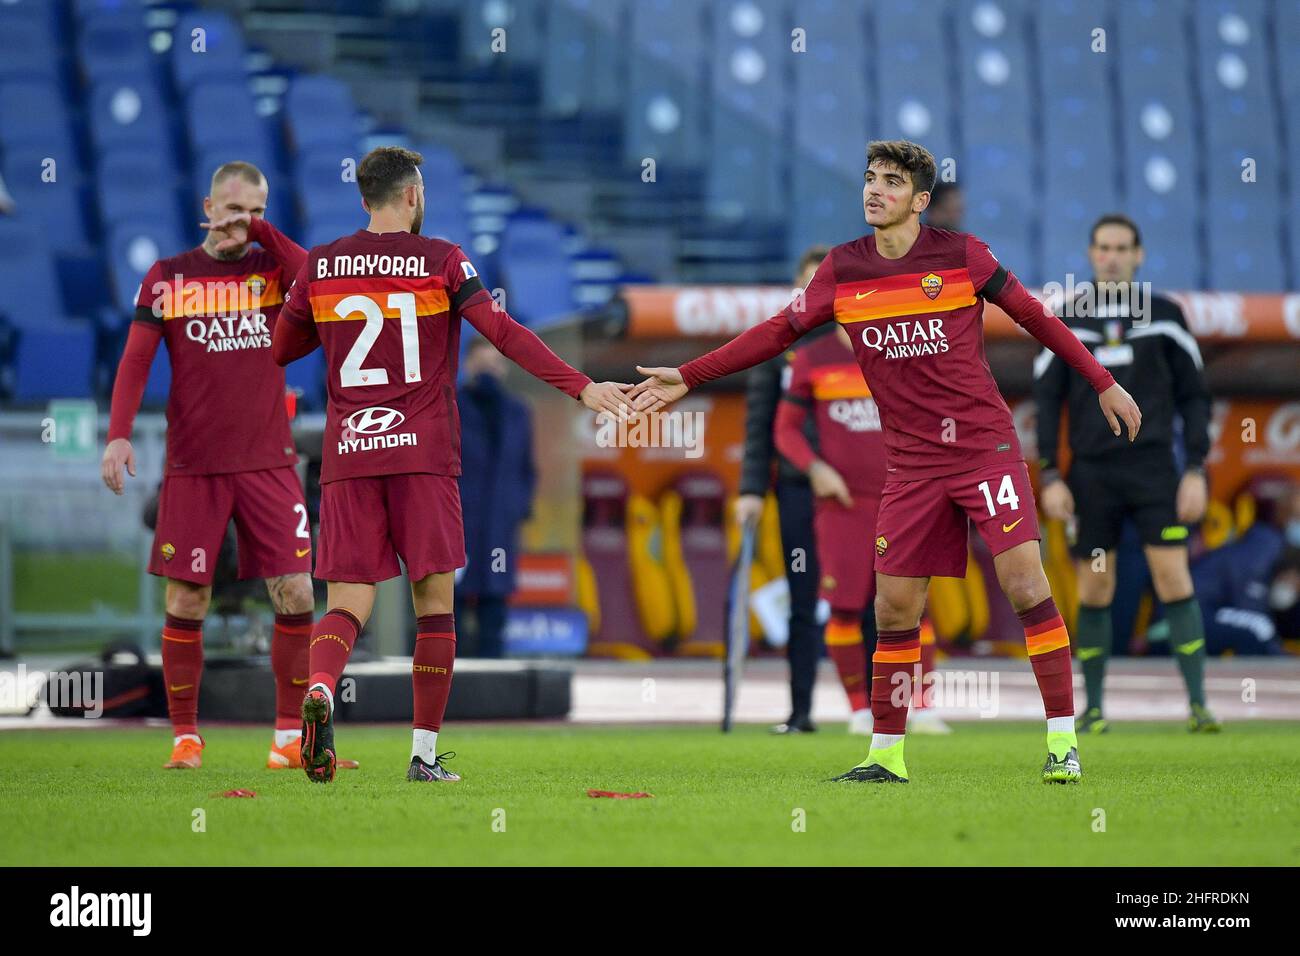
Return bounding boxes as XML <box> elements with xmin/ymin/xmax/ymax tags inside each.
<box><xmin>1033</xmin><ymin>288</ymin><xmax>1211</xmax><ymax>474</ymax></box>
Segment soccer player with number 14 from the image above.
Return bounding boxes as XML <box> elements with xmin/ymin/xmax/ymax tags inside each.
<box><xmin>633</xmin><ymin>141</ymin><xmax>1142</xmax><ymax>784</ymax></box>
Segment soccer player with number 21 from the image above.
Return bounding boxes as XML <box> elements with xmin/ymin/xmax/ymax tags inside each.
<box><xmin>271</xmin><ymin>147</ymin><xmax>629</xmax><ymax>783</ymax></box>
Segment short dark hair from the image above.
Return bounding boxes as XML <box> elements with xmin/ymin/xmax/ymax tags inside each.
<box><xmin>866</xmin><ymin>140</ymin><xmax>938</xmax><ymax>195</ymax></box>
<box><xmin>796</xmin><ymin>244</ymin><xmax>831</xmax><ymax>279</ymax></box>
<box><xmin>1089</xmin><ymin>213</ymin><xmax>1142</xmax><ymax>247</ymax></box>
<box><xmin>357</xmin><ymin>146</ymin><xmax>423</xmax><ymax>209</ymax></box>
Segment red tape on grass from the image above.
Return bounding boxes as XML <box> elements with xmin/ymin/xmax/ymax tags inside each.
<box><xmin>586</xmin><ymin>789</ymin><xmax>653</xmax><ymax>799</ymax></box>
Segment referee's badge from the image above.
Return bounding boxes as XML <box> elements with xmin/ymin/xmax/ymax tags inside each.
<box><xmin>1105</xmin><ymin>320</ymin><xmax>1123</xmax><ymax>345</ymax></box>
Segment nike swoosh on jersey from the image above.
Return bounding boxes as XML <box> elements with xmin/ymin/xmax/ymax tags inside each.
<box><xmin>1002</xmin><ymin>517</ymin><xmax>1025</xmax><ymax>533</ymax></box>
<box><xmin>168</xmin><ymin>684</ymin><xmax>194</xmax><ymax>692</ymax></box>
<box><xmin>855</xmin><ymin>290</ymin><xmax>877</xmax><ymax>300</ymax></box>
<box><xmin>295</xmin><ymin>548</ymin><xmax>311</xmax><ymax>557</ymax></box>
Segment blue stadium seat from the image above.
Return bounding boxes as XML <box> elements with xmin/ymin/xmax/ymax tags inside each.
<box><xmin>498</xmin><ymin>217</ymin><xmax>576</xmax><ymax>327</ymax></box>
<box><xmin>0</xmin><ymin>16</ymin><xmax>60</xmax><ymax>80</ymax></box>
<box><xmin>540</xmin><ymin>0</ymin><xmax>628</xmax><ymax>116</ymax></box>
<box><xmin>460</xmin><ymin>0</ymin><xmax>545</xmax><ymax>66</ymax></box>
<box><xmin>791</xmin><ymin>2</ymin><xmax>870</xmax><ymax>179</ymax></box>
<box><xmin>1</xmin><ymin>149</ymin><xmax>90</xmax><ymax>256</ymax></box>
<box><xmin>706</xmin><ymin>0</ymin><xmax>788</xmax><ymax>221</ymax></box>
<box><xmin>0</xmin><ymin>80</ymin><xmax>76</xmax><ymax>158</ymax></box>
<box><xmin>88</xmin><ymin>78</ymin><xmax>170</xmax><ymax>152</ymax></box>
<box><xmin>106</xmin><ymin>221</ymin><xmax>186</xmax><ymax>316</ymax></box>
<box><xmin>624</xmin><ymin>0</ymin><xmax>709</xmax><ymax>167</ymax></box>
<box><xmin>872</xmin><ymin>0</ymin><xmax>955</xmax><ymax>162</ymax></box>
<box><xmin>97</xmin><ymin>149</ymin><xmax>184</xmax><ymax>240</ymax></box>
<box><xmin>76</xmin><ymin>11</ymin><xmax>153</xmax><ymax>83</ymax></box>
<box><xmin>75</xmin><ymin>0</ymin><xmax>146</xmax><ymax>21</ymax></box>
<box><xmin>0</xmin><ymin>217</ymin><xmax>95</xmax><ymax>400</ymax></box>
<box><xmin>1206</xmin><ymin>224</ymin><xmax>1286</xmax><ymax>292</ymax></box>
<box><xmin>1115</xmin><ymin>0</ymin><xmax>1191</xmax><ymax>96</ymax></box>
<box><xmin>185</xmin><ymin>78</ymin><xmax>268</xmax><ymax>157</ymax></box>
<box><xmin>1035</xmin><ymin>0</ymin><xmax>1113</xmax><ymax>96</ymax></box>
<box><xmin>172</xmin><ymin>9</ymin><xmax>247</xmax><ymax>92</ymax></box>
<box><xmin>302</xmin><ymin>216</ymin><xmax>360</xmax><ymax>250</ymax></box>
<box><xmin>413</xmin><ymin>143</ymin><xmax>467</xmax><ymax>222</ymax></box>
<box><xmin>294</xmin><ymin>146</ymin><xmax>363</xmax><ymax>223</ymax></box>
<box><xmin>284</xmin><ymin>75</ymin><xmax>360</xmax><ymax>151</ymax></box>
<box><xmin>1193</xmin><ymin>0</ymin><xmax>1279</xmax><ymax>165</ymax></box>
<box><xmin>787</xmin><ymin>158</ymin><xmax>865</xmax><ymax>262</ymax></box>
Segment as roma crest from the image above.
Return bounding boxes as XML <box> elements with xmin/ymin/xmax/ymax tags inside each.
<box><xmin>246</xmin><ymin>274</ymin><xmax>268</xmax><ymax>297</ymax></box>
<box><xmin>920</xmin><ymin>272</ymin><xmax>943</xmax><ymax>300</ymax></box>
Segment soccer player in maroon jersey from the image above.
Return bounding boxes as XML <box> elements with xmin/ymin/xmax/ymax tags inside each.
<box><xmin>272</xmin><ymin>147</ymin><xmax>628</xmax><ymax>783</ymax></box>
<box><xmin>633</xmin><ymin>141</ymin><xmax>1142</xmax><ymax>784</ymax></box>
<box><xmin>101</xmin><ymin>162</ymin><xmax>356</xmax><ymax>772</ymax></box>
<box><xmin>774</xmin><ymin>325</ymin><xmax>948</xmax><ymax>737</ymax></box>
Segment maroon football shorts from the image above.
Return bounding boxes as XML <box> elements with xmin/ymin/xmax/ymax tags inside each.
<box><xmin>315</xmin><ymin>473</ymin><xmax>466</xmax><ymax>583</ymax></box>
<box><xmin>149</xmin><ymin>466</ymin><xmax>312</xmax><ymax>585</ymax></box>
<box><xmin>873</xmin><ymin>460</ymin><xmax>1041</xmax><ymax>578</ymax></box>
<box><xmin>813</xmin><ymin>493</ymin><xmax>881</xmax><ymax>613</ymax></box>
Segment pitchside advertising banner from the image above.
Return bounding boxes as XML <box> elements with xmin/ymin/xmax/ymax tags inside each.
<box><xmin>619</xmin><ymin>286</ymin><xmax>1300</xmax><ymax>342</ymax></box>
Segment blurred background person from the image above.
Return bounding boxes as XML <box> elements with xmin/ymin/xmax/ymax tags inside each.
<box><xmin>1167</xmin><ymin>481</ymin><xmax>1300</xmax><ymax>656</ymax></box>
<box><xmin>923</xmin><ymin>181</ymin><xmax>964</xmax><ymax>231</ymax></box>
<box><xmin>1036</xmin><ymin>213</ymin><xmax>1217</xmax><ymax>735</ymax></box>
<box><xmin>455</xmin><ymin>336</ymin><xmax>538</xmax><ymax>658</ymax></box>
<box><xmin>735</xmin><ymin>245</ymin><xmax>840</xmax><ymax>734</ymax></box>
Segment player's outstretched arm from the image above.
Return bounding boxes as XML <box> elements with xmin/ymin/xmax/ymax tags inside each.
<box><xmin>460</xmin><ymin>295</ymin><xmax>630</xmax><ymax>416</ymax></box>
<box><xmin>102</xmin><ymin>322</ymin><xmax>162</xmax><ymax>495</ymax></box>
<box><xmin>635</xmin><ymin>310</ymin><xmax>811</xmax><ymax>413</ymax></box>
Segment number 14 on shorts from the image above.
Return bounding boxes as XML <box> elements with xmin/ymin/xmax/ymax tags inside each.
<box><xmin>979</xmin><ymin>473</ymin><xmax>1022</xmax><ymax>527</ymax></box>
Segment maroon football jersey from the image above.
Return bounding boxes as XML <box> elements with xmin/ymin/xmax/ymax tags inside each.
<box><xmin>134</xmin><ymin>247</ymin><xmax>297</xmax><ymax>476</ymax></box>
<box><xmin>783</xmin><ymin>332</ymin><xmax>887</xmax><ymax>497</ymax></box>
<box><xmin>277</xmin><ymin>229</ymin><xmax>590</xmax><ymax>484</ymax></box>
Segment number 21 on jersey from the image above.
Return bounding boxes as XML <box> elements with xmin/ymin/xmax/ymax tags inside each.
<box><xmin>336</xmin><ymin>292</ymin><xmax>421</xmax><ymax>387</ymax></box>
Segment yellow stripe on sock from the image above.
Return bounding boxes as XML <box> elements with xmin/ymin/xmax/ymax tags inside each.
<box><xmin>873</xmin><ymin>646</ymin><xmax>921</xmax><ymax>664</ymax></box>
<box><xmin>824</xmin><ymin>620</ymin><xmax>863</xmax><ymax>646</ymax></box>
<box><xmin>1026</xmin><ymin>624</ymin><xmax>1070</xmax><ymax>656</ymax></box>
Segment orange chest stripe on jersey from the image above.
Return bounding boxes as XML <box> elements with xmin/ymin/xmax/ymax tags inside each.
<box><xmin>157</xmin><ymin>273</ymin><xmax>283</xmax><ymax>319</ymax></box>
<box><xmin>310</xmin><ymin>287</ymin><xmax>450</xmax><ymax>322</ymax></box>
<box><xmin>809</xmin><ymin>364</ymin><xmax>872</xmax><ymax>401</ymax></box>
<box><xmin>833</xmin><ymin>268</ymin><xmax>975</xmax><ymax>324</ymax></box>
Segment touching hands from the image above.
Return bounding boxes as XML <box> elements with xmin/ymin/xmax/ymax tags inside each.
<box><xmin>579</xmin><ymin>381</ymin><xmax>635</xmax><ymax>418</ymax></box>
<box><xmin>629</xmin><ymin>366</ymin><xmax>689</xmax><ymax>415</ymax></box>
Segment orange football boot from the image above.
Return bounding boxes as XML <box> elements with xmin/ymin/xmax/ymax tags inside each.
<box><xmin>267</xmin><ymin>736</ymin><xmax>358</xmax><ymax>770</ymax></box>
<box><xmin>164</xmin><ymin>735</ymin><xmax>204</xmax><ymax>769</ymax></box>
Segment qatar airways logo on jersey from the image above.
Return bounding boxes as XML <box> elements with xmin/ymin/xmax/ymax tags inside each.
<box><xmin>184</xmin><ymin>313</ymin><xmax>272</xmax><ymax>352</ymax></box>
<box><xmin>338</xmin><ymin>406</ymin><xmax>417</xmax><ymax>455</ymax></box>
<box><xmin>860</xmin><ymin>317</ymin><xmax>950</xmax><ymax>359</ymax></box>
<box><xmin>827</xmin><ymin>397</ymin><xmax>882</xmax><ymax>432</ymax></box>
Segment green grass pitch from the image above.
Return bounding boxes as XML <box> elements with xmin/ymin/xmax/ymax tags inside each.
<box><xmin>2</xmin><ymin>722</ymin><xmax>1296</xmax><ymax>866</ymax></box>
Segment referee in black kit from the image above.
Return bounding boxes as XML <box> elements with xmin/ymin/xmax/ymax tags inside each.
<box><xmin>735</xmin><ymin>245</ymin><xmax>846</xmax><ymax>734</ymax></box>
<box><xmin>1034</xmin><ymin>214</ymin><xmax>1219</xmax><ymax>734</ymax></box>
